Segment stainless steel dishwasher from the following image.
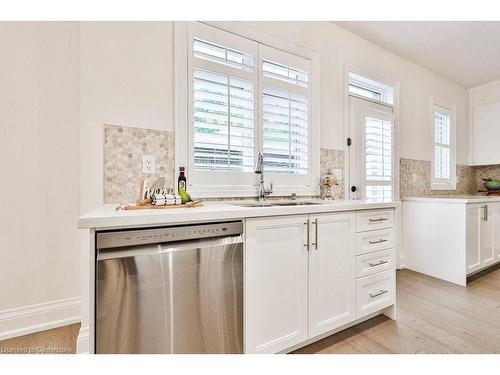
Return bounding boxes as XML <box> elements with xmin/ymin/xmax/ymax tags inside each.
<box><xmin>95</xmin><ymin>221</ymin><xmax>243</xmax><ymax>354</ymax></box>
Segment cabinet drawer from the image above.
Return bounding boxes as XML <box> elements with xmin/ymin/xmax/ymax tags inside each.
<box><xmin>356</xmin><ymin>209</ymin><xmax>394</xmax><ymax>232</ymax></box>
<box><xmin>356</xmin><ymin>228</ymin><xmax>394</xmax><ymax>255</ymax></box>
<box><xmin>356</xmin><ymin>270</ymin><xmax>395</xmax><ymax>319</ymax></box>
<box><xmin>356</xmin><ymin>249</ymin><xmax>394</xmax><ymax>278</ymax></box>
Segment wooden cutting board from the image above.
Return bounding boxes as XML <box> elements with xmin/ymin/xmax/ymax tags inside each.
<box><xmin>116</xmin><ymin>201</ymin><xmax>203</xmax><ymax>211</ymax></box>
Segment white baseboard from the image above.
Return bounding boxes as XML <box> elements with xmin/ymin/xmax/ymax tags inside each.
<box><xmin>0</xmin><ymin>297</ymin><xmax>81</xmax><ymax>341</ymax></box>
<box><xmin>76</xmin><ymin>326</ymin><xmax>89</xmax><ymax>354</ymax></box>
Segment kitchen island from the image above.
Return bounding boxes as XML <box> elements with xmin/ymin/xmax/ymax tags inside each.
<box><xmin>78</xmin><ymin>199</ymin><xmax>400</xmax><ymax>354</ymax></box>
<box><xmin>403</xmin><ymin>195</ymin><xmax>500</xmax><ymax>286</ymax></box>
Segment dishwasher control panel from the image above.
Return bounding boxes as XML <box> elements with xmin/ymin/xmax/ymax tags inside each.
<box><xmin>97</xmin><ymin>221</ymin><xmax>243</xmax><ymax>249</ymax></box>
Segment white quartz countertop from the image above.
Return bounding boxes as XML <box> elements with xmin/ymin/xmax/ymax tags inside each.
<box><xmin>78</xmin><ymin>199</ymin><xmax>400</xmax><ymax>230</ymax></box>
<box><xmin>403</xmin><ymin>195</ymin><xmax>500</xmax><ymax>204</ymax></box>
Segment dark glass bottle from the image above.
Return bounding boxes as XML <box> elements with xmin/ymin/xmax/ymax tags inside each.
<box><xmin>178</xmin><ymin>166</ymin><xmax>187</xmax><ymax>192</ymax></box>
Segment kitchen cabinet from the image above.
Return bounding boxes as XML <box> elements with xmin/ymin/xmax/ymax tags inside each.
<box><xmin>471</xmin><ymin>101</ymin><xmax>500</xmax><ymax>165</ymax></box>
<box><xmin>404</xmin><ymin>197</ymin><xmax>500</xmax><ymax>286</ymax></box>
<box><xmin>245</xmin><ymin>209</ymin><xmax>395</xmax><ymax>354</ymax></box>
<box><xmin>244</xmin><ymin>215</ymin><xmax>309</xmax><ymax>354</ymax></box>
<box><xmin>308</xmin><ymin>213</ymin><xmax>356</xmax><ymax>338</ymax></box>
<box><xmin>79</xmin><ymin>202</ymin><xmax>398</xmax><ymax>354</ymax></box>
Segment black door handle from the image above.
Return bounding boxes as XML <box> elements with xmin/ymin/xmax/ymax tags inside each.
<box><xmin>351</xmin><ymin>186</ymin><xmax>357</xmax><ymax>192</ymax></box>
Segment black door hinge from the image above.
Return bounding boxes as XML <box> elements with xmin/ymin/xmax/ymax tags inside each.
<box><xmin>347</xmin><ymin>137</ymin><xmax>352</xmax><ymax>146</ymax></box>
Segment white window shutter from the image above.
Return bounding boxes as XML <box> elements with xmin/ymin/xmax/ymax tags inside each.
<box><xmin>365</xmin><ymin>116</ymin><xmax>393</xmax><ymax>201</ymax></box>
<box><xmin>260</xmin><ymin>45</ymin><xmax>311</xmax><ymax>176</ymax></box>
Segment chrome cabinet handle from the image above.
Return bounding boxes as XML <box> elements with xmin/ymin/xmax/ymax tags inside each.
<box><xmin>369</xmin><ymin>289</ymin><xmax>388</xmax><ymax>298</ymax></box>
<box><xmin>304</xmin><ymin>220</ymin><xmax>310</xmax><ymax>251</ymax></box>
<box><xmin>368</xmin><ymin>239</ymin><xmax>388</xmax><ymax>245</ymax></box>
<box><xmin>311</xmin><ymin>218</ymin><xmax>318</xmax><ymax>250</ymax></box>
<box><xmin>482</xmin><ymin>205</ymin><xmax>488</xmax><ymax>222</ymax></box>
<box><xmin>369</xmin><ymin>217</ymin><xmax>388</xmax><ymax>222</ymax></box>
<box><xmin>369</xmin><ymin>260</ymin><xmax>389</xmax><ymax>267</ymax></box>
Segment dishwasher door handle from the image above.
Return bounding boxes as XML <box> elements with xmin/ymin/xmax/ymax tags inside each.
<box><xmin>97</xmin><ymin>235</ymin><xmax>243</xmax><ymax>260</ymax></box>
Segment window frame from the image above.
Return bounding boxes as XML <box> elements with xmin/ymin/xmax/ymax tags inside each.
<box><xmin>430</xmin><ymin>99</ymin><xmax>457</xmax><ymax>190</ymax></box>
<box><xmin>175</xmin><ymin>21</ymin><xmax>320</xmax><ymax>198</ymax></box>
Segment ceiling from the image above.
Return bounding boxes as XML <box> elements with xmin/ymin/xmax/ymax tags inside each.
<box><xmin>334</xmin><ymin>21</ymin><xmax>500</xmax><ymax>88</ymax></box>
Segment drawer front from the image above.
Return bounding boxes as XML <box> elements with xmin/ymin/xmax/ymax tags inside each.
<box><xmin>356</xmin><ymin>270</ymin><xmax>395</xmax><ymax>319</ymax></box>
<box><xmin>356</xmin><ymin>249</ymin><xmax>394</xmax><ymax>278</ymax></box>
<box><xmin>356</xmin><ymin>209</ymin><xmax>394</xmax><ymax>232</ymax></box>
<box><xmin>356</xmin><ymin>228</ymin><xmax>395</xmax><ymax>255</ymax></box>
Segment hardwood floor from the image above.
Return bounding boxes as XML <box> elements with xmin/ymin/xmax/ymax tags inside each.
<box><xmin>0</xmin><ymin>323</ymin><xmax>80</xmax><ymax>354</ymax></box>
<box><xmin>294</xmin><ymin>267</ymin><xmax>500</xmax><ymax>353</ymax></box>
<box><xmin>1</xmin><ymin>267</ymin><xmax>500</xmax><ymax>354</ymax></box>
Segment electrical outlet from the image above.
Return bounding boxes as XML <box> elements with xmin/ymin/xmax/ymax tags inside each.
<box><xmin>412</xmin><ymin>172</ymin><xmax>417</xmax><ymax>184</ymax></box>
<box><xmin>142</xmin><ymin>155</ymin><xmax>156</xmax><ymax>174</ymax></box>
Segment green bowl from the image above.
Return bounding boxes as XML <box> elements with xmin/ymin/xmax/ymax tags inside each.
<box><xmin>484</xmin><ymin>181</ymin><xmax>500</xmax><ymax>190</ymax></box>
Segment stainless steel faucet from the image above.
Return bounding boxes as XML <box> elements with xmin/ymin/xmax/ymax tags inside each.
<box><xmin>254</xmin><ymin>152</ymin><xmax>273</xmax><ymax>201</ymax></box>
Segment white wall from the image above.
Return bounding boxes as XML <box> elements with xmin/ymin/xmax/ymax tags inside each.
<box><xmin>0</xmin><ymin>22</ymin><xmax>81</xmax><ymax>338</ymax></box>
<box><xmin>80</xmin><ymin>21</ymin><xmax>174</xmax><ymax>213</ymax></box>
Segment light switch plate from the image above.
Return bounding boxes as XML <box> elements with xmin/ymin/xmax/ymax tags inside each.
<box><xmin>142</xmin><ymin>155</ymin><xmax>156</xmax><ymax>174</ymax></box>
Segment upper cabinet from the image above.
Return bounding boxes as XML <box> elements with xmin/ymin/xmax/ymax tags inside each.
<box><xmin>469</xmin><ymin>81</ymin><xmax>500</xmax><ymax>166</ymax></box>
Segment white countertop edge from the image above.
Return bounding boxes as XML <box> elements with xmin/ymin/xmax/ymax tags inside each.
<box><xmin>402</xmin><ymin>196</ymin><xmax>500</xmax><ymax>204</ymax></box>
<box><xmin>78</xmin><ymin>199</ymin><xmax>400</xmax><ymax>230</ymax></box>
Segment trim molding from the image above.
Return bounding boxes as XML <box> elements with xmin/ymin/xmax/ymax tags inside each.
<box><xmin>0</xmin><ymin>297</ymin><xmax>81</xmax><ymax>341</ymax></box>
<box><xmin>76</xmin><ymin>326</ymin><xmax>89</xmax><ymax>354</ymax></box>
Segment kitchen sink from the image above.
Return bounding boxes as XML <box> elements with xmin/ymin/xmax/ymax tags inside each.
<box><xmin>270</xmin><ymin>201</ymin><xmax>320</xmax><ymax>206</ymax></box>
<box><xmin>233</xmin><ymin>202</ymin><xmax>274</xmax><ymax>207</ymax></box>
<box><xmin>234</xmin><ymin>201</ymin><xmax>321</xmax><ymax>208</ymax></box>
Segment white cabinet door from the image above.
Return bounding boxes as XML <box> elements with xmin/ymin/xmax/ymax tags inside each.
<box><xmin>244</xmin><ymin>215</ymin><xmax>309</xmax><ymax>354</ymax></box>
<box><xmin>467</xmin><ymin>204</ymin><xmax>495</xmax><ymax>274</ymax></box>
<box><xmin>308</xmin><ymin>212</ymin><xmax>356</xmax><ymax>338</ymax></box>
<box><xmin>480</xmin><ymin>204</ymin><xmax>495</xmax><ymax>267</ymax></box>
<box><xmin>493</xmin><ymin>203</ymin><xmax>500</xmax><ymax>261</ymax></box>
<box><xmin>472</xmin><ymin>101</ymin><xmax>500</xmax><ymax>165</ymax></box>
<box><xmin>466</xmin><ymin>205</ymin><xmax>482</xmax><ymax>274</ymax></box>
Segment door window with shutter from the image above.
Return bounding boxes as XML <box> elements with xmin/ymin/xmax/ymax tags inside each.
<box><xmin>349</xmin><ymin>97</ymin><xmax>394</xmax><ymax>201</ymax></box>
<box><xmin>185</xmin><ymin>22</ymin><xmax>317</xmax><ymax>195</ymax></box>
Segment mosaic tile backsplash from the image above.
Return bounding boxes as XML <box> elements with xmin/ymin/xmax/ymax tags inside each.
<box><xmin>399</xmin><ymin>158</ymin><xmax>476</xmax><ymax>197</ymax></box>
<box><xmin>399</xmin><ymin>158</ymin><xmax>500</xmax><ymax>197</ymax></box>
<box><xmin>104</xmin><ymin>125</ymin><xmax>175</xmax><ymax>204</ymax></box>
<box><xmin>103</xmin><ymin>124</ymin><xmax>345</xmax><ymax>202</ymax></box>
<box><xmin>320</xmin><ymin>148</ymin><xmax>345</xmax><ymax>200</ymax></box>
<box><xmin>474</xmin><ymin>164</ymin><xmax>500</xmax><ymax>192</ymax></box>
<box><xmin>103</xmin><ymin>124</ymin><xmax>500</xmax><ymax>202</ymax></box>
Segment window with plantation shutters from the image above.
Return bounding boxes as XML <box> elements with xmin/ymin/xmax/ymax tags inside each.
<box><xmin>184</xmin><ymin>22</ymin><xmax>319</xmax><ymax>196</ymax></box>
<box><xmin>188</xmin><ymin>22</ymin><xmax>258</xmax><ymax>188</ymax></box>
<box><xmin>260</xmin><ymin>45</ymin><xmax>311</xmax><ymax>177</ymax></box>
<box><xmin>431</xmin><ymin>103</ymin><xmax>456</xmax><ymax>189</ymax></box>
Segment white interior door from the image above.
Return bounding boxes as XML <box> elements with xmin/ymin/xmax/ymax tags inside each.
<box><xmin>349</xmin><ymin>96</ymin><xmax>394</xmax><ymax>200</ymax></box>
